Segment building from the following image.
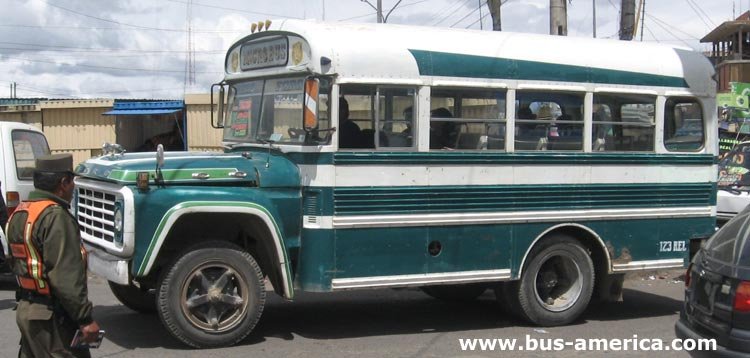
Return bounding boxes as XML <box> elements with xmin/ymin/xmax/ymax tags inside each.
<box><xmin>701</xmin><ymin>11</ymin><xmax>750</xmax><ymax>92</ymax></box>
<box><xmin>0</xmin><ymin>95</ymin><xmax>223</xmax><ymax>166</ymax></box>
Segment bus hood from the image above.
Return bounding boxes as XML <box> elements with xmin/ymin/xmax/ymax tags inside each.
<box><xmin>75</xmin><ymin>151</ymin><xmax>300</xmax><ymax>187</ymax></box>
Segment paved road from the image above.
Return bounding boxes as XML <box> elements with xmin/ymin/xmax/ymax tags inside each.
<box><xmin>0</xmin><ymin>271</ymin><xmax>690</xmax><ymax>357</ymax></box>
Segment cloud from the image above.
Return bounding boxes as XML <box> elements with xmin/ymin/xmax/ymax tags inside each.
<box><xmin>0</xmin><ymin>0</ymin><xmax>732</xmax><ymax>99</ymax></box>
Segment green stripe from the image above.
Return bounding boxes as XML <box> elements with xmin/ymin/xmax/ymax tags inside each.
<box><xmin>108</xmin><ymin>168</ymin><xmax>242</xmax><ymax>183</ymax></box>
<box><xmin>326</xmin><ymin>183</ymin><xmax>715</xmax><ymax>216</ymax></box>
<box><xmin>285</xmin><ymin>152</ymin><xmax>715</xmax><ymax>166</ymax></box>
<box><xmin>408</xmin><ymin>49</ymin><xmax>689</xmax><ymax>88</ymax></box>
<box><xmin>135</xmin><ymin>201</ymin><xmax>293</xmax><ymax>297</ymax></box>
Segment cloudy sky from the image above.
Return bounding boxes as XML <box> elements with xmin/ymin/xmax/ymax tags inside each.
<box><xmin>0</xmin><ymin>0</ymin><xmax>741</xmax><ymax>99</ymax></box>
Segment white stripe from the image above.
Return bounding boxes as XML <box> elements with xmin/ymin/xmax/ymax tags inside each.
<box><xmin>612</xmin><ymin>258</ymin><xmax>684</xmax><ymax>272</ymax></box>
<box><xmin>303</xmin><ymin>206</ymin><xmax>714</xmax><ymax>229</ymax></box>
<box><xmin>85</xmin><ymin>155</ymin><xmax>243</xmax><ymax>167</ymax></box>
<box><xmin>331</xmin><ymin>269</ymin><xmax>511</xmax><ymax>290</ymax></box>
<box><xmin>298</xmin><ymin>164</ymin><xmax>716</xmax><ymax>187</ymax></box>
<box><xmin>305</xmin><ymin>93</ymin><xmax>317</xmax><ymax>113</ymax></box>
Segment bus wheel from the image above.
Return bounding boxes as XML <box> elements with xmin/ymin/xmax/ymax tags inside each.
<box><xmin>157</xmin><ymin>243</ymin><xmax>266</xmax><ymax>348</ymax></box>
<box><xmin>517</xmin><ymin>236</ymin><xmax>594</xmax><ymax>326</ymax></box>
<box><xmin>108</xmin><ymin>281</ymin><xmax>156</xmax><ymax>314</ymax></box>
<box><xmin>421</xmin><ymin>283</ymin><xmax>487</xmax><ymax>301</ymax></box>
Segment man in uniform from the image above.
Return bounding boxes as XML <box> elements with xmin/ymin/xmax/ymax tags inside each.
<box><xmin>6</xmin><ymin>154</ymin><xmax>100</xmax><ymax>357</ymax></box>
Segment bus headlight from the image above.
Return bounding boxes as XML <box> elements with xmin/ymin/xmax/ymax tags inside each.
<box><xmin>113</xmin><ymin>202</ymin><xmax>124</xmax><ymax>246</ymax></box>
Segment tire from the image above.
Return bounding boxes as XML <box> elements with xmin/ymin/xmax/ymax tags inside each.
<box><xmin>516</xmin><ymin>236</ymin><xmax>594</xmax><ymax>326</ymax></box>
<box><xmin>108</xmin><ymin>281</ymin><xmax>156</xmax><ymax>314</ymax></box>
<box><xmin>421</xmin><ymin>283</ymin><xmax>487</xmax><ymax>302</ymax></box>
<box><xmin>494</xmin><ymin>281</ymin><xmax>527</xmax><ymax>320</ymax></box>
<box><xmin>157</xmin><ymin>243</ymin><xmax>266</xmax><ymax>348</ymax></box>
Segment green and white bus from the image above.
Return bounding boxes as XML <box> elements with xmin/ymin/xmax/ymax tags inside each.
<box><xmin>75</xmin><ymin>20</ymin><xmax>717</xmax><ymax>348</ymax></box>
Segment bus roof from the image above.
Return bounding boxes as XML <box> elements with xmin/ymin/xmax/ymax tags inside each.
<box><xmin>229</xmin><ymin>20</ymin><xmax>715</xmax><ymax>96</ymax></box>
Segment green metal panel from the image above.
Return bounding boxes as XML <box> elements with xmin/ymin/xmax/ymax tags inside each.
<box><xmin>408</xmin><ymin>49</ymin><xmax>689</xmax><ymax>88</ymax></box>
<box><xmin>129</xmin><ymin>186</ymin><xmax>301</xmax><ymax>279</ymax></box>
<box><xmin>334</xmin><ymin>226</ymin><xmax>429</xmax><ymax>278</ymax></box>
<box><xmin>295</xmin><ymin>228</ymin><xmax>336</xmax><ymax>291</ymax></box>
<box><xmin>329</xmin><ymin>216</ymin><xmax>713</xmax><ymax>282</ymax></box>
<box><xmin>332</xmin><ymin>183</ymin><xmax>715</xmax><ymax>216</ymax></box>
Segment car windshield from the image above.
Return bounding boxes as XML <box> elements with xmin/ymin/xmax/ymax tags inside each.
<box><xmin>718</xmin><ymin>142</ymin><xmax>750</xmax><ymax>187</ymax></box>
<box><xmin>706</xmin><ymin>207</ymin><xmax>750</xmax><ymax>265</ymax></box>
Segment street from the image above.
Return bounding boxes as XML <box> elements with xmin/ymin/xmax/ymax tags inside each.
<box><xmin>0</xmin><ymin>270</ymin><xmax>690</xmax><ymax>358</ymax></box>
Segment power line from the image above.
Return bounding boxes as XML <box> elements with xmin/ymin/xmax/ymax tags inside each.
<box><xmin>2</xmin><ymin>56</ymin><xmax>222</xmax><ymax>74</ymax></box>
<box><xmin>164</xmin><ymin>0</ymin><xmax>304</xmax><ymax>19</ymax></box>
<box><xmin>466</xmin><ymin>9</ymin><xmax>491</xmax><ymax>29</ymax></box>
<box><xmin>339</xmin><ymin>0</ymin><xmax>430</xmax><ymax>22</ymax></box>
<box><xmin>683</xmin><ymin>0</ymin><xmax>712</xmax><ymax>31</ymax></box>
<box><xmin>450</xmin><ymin>0</ymin><xmax>486</xmax><ymax>28</ymax></box>
<box><xmin>0</xmin><ymin>41</ymin><xmax>223</xmax><ymax>53</ymax></box>
<box><xmin>647</xmin><ymin>13</ymin><xmax>701</xmax><ymax>41</ymax></box>
<box><xmin>646</xmin><ymin>14</ymin><xmax>694</xmax><ymax>48</ymax></box>
<box><xmin>432</xmin><ymin>0</ymin><xmax>473</xmax><ymax>26</ymax></box>
<box><xmin>35</xmin><ymin>0</ymin><xmax>186</xmax><ymax>32</ymax></box>
<box><xmin>0</xmin><ymin>24</ymin><xmax>242</xmax><ymax>34</ymax></box>
<box><xmin>685</xmin><ymin>0</ymin><xmax>716</xmax><ymax>27</ymax></box>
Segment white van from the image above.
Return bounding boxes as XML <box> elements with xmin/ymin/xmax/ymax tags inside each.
<box><xmin>0</xmin><ymin>122</ymin><xmax>51</xmax><ymax>258</ymax></box>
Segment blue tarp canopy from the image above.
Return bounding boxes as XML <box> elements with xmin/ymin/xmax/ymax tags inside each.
<box><xmin>103</xmin><ymin>100</ymin><xmax>184</xmax><ymax>116</ymax></box>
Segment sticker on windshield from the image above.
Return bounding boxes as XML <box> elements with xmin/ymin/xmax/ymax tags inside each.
<box><xmin>230</xmin><ymin>99</ymin><xmax>252</xmax><ymax>137</ymax></box>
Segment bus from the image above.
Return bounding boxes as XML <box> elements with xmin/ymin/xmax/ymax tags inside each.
<box><xmin>74</xmin><ymin>20</ymin><xmax>717</xmax><ymax>348</ymax></box>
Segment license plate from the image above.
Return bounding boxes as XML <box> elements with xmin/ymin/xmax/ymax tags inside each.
<box><xmin>693</xmin><ymin>276</ymin><xmax>718</xmax><ymax>314</ymax></box>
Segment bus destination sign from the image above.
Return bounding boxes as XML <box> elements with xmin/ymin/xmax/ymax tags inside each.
<box><xmin>240</xmin><ymin>37</ymin><xmax>288</xmax><ymax>71</ymax></box>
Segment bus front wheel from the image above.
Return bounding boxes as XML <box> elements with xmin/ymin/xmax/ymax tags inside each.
<box><xmin>157</xmin><ymin>242</ymin><xmax>266</xmax><ymax>348</ymax></box>
<box><xmin>516</xmin><ymin>236</ymin><xmax>594</xmax><ymax>326</ymax></box>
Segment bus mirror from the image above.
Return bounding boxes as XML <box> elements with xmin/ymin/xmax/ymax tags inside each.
<box><xmin>303</xmin><ymin>78</ymin><xmax>319</xmax><ymax>130</ymax></box>
<box><xmin>211</xmin><ymin>82</ymin><xmax>226</xmax><ymax>129</ymax></box>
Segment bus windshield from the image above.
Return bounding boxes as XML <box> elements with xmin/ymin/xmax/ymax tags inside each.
<box><xmin>222</xmin><ymin>76</ymin><xmax>331</xmax><ymax>145</ymax></box>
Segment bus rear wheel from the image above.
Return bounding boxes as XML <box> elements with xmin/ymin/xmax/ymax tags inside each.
<box><xmin>516</xmin><ymin>236</ymin><xmax>594</xmax><ymax>326</ymax></box>
<box><xmin>421</xmin><ymin>283</ymin><xmax>487</xmax><ymax>301</ymax></box>
<box><xmin>157</xmin><ymin>243</ymin><xmax>266</xmax><ymax>348</ymax></box>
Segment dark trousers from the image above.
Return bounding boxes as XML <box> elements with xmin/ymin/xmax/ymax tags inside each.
<box><xmin>16</xmin><ymin>300</ymin><xmax>90</xmax><ymax>358</ymax></box>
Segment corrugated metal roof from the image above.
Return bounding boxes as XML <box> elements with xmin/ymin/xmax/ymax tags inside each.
<box><xmin>103</xmin><ymin>100</ymin><xmax>184</xmax><ymax>116</ymax></box>
<box><xmin>0</xmin><ymin>98</ymin><xmax>43</xmax><ymax>105</ymax></box>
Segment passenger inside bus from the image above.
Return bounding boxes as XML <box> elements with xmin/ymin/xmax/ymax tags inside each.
<box><xmin>430</xmin><ymin>107</ymin><xmax>457</xmax><ymax>149</ymax></box>
<box><xmin>338</xmin><ymin>98</ymin><xmax>365</xmax><ymax>148</ymax></box>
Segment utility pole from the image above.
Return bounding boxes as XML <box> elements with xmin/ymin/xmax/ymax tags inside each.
<box><xmin>488</xmin><ymin>0</ymin><xmax>502</xmax><ymax>31</ymax></box>
<box><xmin>592</xmin><ymin>0</ymin><xmax>596</xmax><ymax>37</ymax></box>
<box><xmin>638</xmin><ymin>0</ymin><xmax>645</xmax><ymax>41</ymax></box>
<box><xmin>322</xmin><ymin>0</ymin><xmax>326</xmax><ymax>21</ymax></box>
<box><xmin>550</xmin><ymin>0</ymin><xmax>568</xmax><ymax>36</ymax></box>
<box><xmin>377</xmin><ymin>0</ymin><xmax>383</xmax><ymax>23</ymax></box>
<box><xmin>478</xmin><ymin>0</ymin><xmax>484</xmax><ymax>30</ymax></box>
<box><xmin>620</xmin><ymin>0</ymin><xmax>635</xmax><ymax>40</ymax></box>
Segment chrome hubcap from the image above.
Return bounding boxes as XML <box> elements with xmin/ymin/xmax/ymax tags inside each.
<box><xmin>180</xmin><ymin>262</ymin><xmax>249</xmax><ymax>332</ymax></box>
<box><xmin>533</xmin><ymin>252</ymin><xmax>583</xmax><ymax>312</ymax></box>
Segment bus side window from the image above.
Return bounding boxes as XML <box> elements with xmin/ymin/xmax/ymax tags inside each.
<box><xmin>593</xmin><ymin>93</ymin><xmax>655</xmax><ymax>152</ymax></box>
<box><xmin>338</xmin><ymin>85</ymin><xmax>416</xmax><ymax>150</ymax></box>
<box><xmin>515</xmin><ymin>91</ymin><xmax>584</xmax><ymax>151</ymax></box>
<box><xmin>378</xmin><ymin>87</ymin><xmax>416</xmax><ymax>149</ymax></box>
<box><xmin>664</xmin><ymin>98</ymin><xmax>704</xmax><ymax>152</ymax></box>
<box><xmin>430</xmin><ymin>88</ymin><xmax>507</xmax><ymax>150</ymax></box>
<box><xmin>339</xmin><ymin>85</ymin><xmax>376</xmax><ymax>149</ymax></box>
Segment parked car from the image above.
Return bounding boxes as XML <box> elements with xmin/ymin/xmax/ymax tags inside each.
<box><xmin>0</xmin><ymin>122</ymin><xmax>50</xmax><ymax>267</ymax></box>
<box><xmin>675</xmin><ymin>204</ymin><xmax>750</xmax><ymax>356</ymax></box>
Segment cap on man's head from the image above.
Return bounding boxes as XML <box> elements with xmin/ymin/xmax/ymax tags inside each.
<box><xmin>35</xmin><ymin>154</ymin><xmax>74</xmax><ymax>174</ymax></box>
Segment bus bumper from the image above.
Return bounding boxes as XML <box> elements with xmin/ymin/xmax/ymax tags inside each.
<box><xmin>84</xmin><ymin>243</ymin><xmax>130</xmax><ymax>285</ymax></box>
